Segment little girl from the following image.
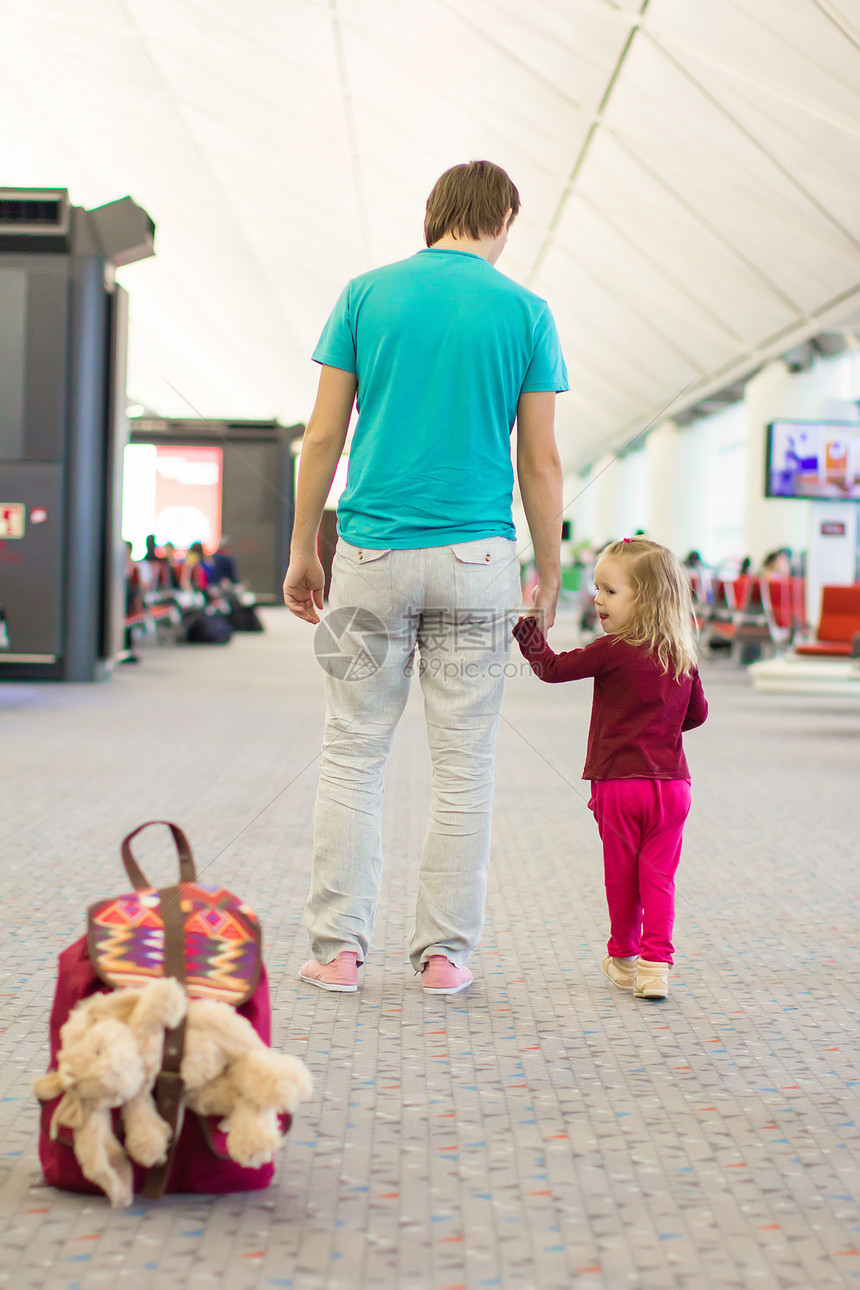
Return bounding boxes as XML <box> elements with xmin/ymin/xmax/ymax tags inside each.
<box><xmin>513</xmin><ymin>538</ymin><xmax>707</xmax><ymax>1000</ymax></box>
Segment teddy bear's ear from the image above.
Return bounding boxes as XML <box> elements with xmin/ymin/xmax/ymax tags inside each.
<box><xmin>130</xmin><ymin>978</ymin><xmax>187</xmax><ymax>1033</ymax></box>
<box><xmin>33</xmin><ymin>1070</ymin><xmax>64</xmax><ymax>1102</ymax></box>
<box><xmin>60</xmin><ymin>991</ymin><xmax>129</xmax><ymax>1050</ymax></box>
<box><xmin>96</xmin><ymin>992</ymin><xmax>139</xmax><ymax>1023</ymax></box>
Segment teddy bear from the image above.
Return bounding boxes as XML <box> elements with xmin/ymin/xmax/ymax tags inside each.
<box><xmin>33</xmin><ymin>978</ymin><xmax>188</xmax><ymax>1207</ymax></box>
<box><xmin>181</xmin><ymin>998</ymin><xmax>313</xmax><ymax>1169</ymax></box>
<box><xmin>34</xmin><ymin>979</ymin><xmax>313</xmax><ymax>1207</ymax></box>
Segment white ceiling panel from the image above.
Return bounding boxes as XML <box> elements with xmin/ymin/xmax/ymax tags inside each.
<box><xmin>648</xmin><ymin>0</ymin><xmax>860</xmax><ymax>106</ymax></box>
<box><xmin>551</xmin><ymin>203</ymin><xmax>743</xmax><ymax>371</ymax></box>
<box><xmin>3</xmin><ymin>0</ymin><xmax>860</xmax><ymax>469</ymax></box>
<box><xmin>544</xmin><ymin>130</ymin><xmax>801</xmax><ymax>340</ymax></box>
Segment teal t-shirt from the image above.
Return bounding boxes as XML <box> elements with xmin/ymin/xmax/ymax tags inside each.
<box><xmin>312</xmin><ymin>248</ymin><xmax>568</xmax><ymax>549</ymax></box>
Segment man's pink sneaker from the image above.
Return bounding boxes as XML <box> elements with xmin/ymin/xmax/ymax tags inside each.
<box><xmin>421</xmin><ymin>954</ymin><xmax>473</xmax><ymax>995</ymax></box>
<box><xmin>299</xmin><ymin>950</ymin><xmax>359</xmax><ymax>993</ymax></box>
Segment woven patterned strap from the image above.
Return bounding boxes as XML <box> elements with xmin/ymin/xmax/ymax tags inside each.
<box><xmin>88</xmin><ymin>882</ymin><xmax>261</xmax><ymax>1005</ymax></box>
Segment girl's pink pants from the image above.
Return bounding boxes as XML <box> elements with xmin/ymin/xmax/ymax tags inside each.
<box><xmin>588</xmin><ymin>778</ymin><xmax>691</xmax><ymax>966</ymax></box>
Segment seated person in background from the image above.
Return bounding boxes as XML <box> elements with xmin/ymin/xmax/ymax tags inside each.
<box><xmin>180</xmin><ymin>541</ymin><xmax>210</xmax><ymax>593</ymax></box>
<box><xmin>140</xmin><ymin>533</ymin><xmax>177</xmax><ymax>592</ymax></box>
<box><xmin>759</xmin><ymin>549</ymin><xmax>792</xmax><ymax>579</ymax></box>
<box><xmin>162</xmin><ymin>542</ymin><xmax>181</xmax><ymax>589</ymax></box>
<box><xmin>683</xmin><ymin>549</ymin><xmax>712</xmax><ymax>605</ymax></box>
<box><xmin>206</xmin><ymin>536</ymin><xmax>240</xmax><ymax>587</ymax></box>
<box><xmin>576</xmin><ymin>546</ymin><xmax>598</xmax><ymax>635</ymax></box>
<box><xmin>123</xmin><ymin>541</ymin><xmax>143</xmax><ymax>662</ymax></box>
<box><xmin>125</xmin><ymin>541</ymin><xmax>143</xmax><ymax>616</ymax></box>
<box><xmin>207</xmin><ymin>536</ymin><xmax>264</xmax><ymax>632</ymax></box>
<box><xmin>138</xmin><ymin>534</ymin><xmax>160</xmax><ymax>594</ymax></box>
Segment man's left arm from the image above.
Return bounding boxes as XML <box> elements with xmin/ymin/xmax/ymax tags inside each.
<box><xmin>283</xmin><ymin>365</ymin><xmax>356</xmax><ymax>624</ymax></box>
<box><xmin>516</xmin><ymin>390</ymin><xmax>563</xmax><ymax>631</ymax></box>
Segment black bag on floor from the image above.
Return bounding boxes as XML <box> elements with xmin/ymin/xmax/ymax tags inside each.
<box><xmin>229</xmin><ymin>603</ymin><xmax>264</xmax><ymax>632</ymax></box>
<box><xmin>220</xmin><ymin>588</ymin><xmax>264</xmax><ymax>633</ymax></box>
<box><xmin>184</xmin><ymin>610</ymin><xmax>233</xmax><ymax>644</ymax></box>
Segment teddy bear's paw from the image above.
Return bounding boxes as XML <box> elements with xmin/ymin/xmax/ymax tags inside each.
<box><xmin>106</xmin><ymin>1176</ymin><xmax>135</xmax><ymax>1209</ymax></box>
<box><xmin>233</xmin><ymin>1051</ymin><xmax>314</xmax><ymax>1113</ymax></box>
<box><xmin>122</xmin><ymin>1099</ymin><xmax>172</xmax><ymax>1167</ymax></box>
<box><xmin>87</xmin><ymin>1148</ymin><xmax>133</xmax><ymax>1208</ymax></box>
<box><xmin>125</xmin><ymin>1121</ymin><xmax>170</xmax><ymax>1168</ymax></box>
<box><xmin>227</xmin><ymin>1140</ymin><xmax>277</xmax><ymax>1170</ymax></box>
<box><xmin>33</xmin><ymin>1070</ymin><xmax>64</xmax><ymax>1103</ymax></box>
<box><xmin>224</xmin><ymin>1113</ymin><xmax>280</xmax><ymax>1168</ymax></box>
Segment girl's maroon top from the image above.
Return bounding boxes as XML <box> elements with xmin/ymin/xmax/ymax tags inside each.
<box><xmin>512</xmin><ymin>617</ymin><xmax>708</xmax><ymax>781</ymax></box>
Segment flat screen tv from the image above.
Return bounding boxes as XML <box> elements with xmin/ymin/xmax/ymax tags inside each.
<box><xmin>766</xmin><ymin>419</ymin><xmax>860</xmax><ymax>500</ymax></box>
<box><xmin>121</xmin><ymin>443</ymin><xmax>223</xmax><ymax>557</ymax></box>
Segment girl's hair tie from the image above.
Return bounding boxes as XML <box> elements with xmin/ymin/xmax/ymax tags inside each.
<box><xmin>622</xmin><ymin>537</ymin><xmax>631</xmax><ymax>543</ymax></box>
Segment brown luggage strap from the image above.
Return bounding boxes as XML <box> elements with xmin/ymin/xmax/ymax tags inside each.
<box><xmin>141</xmin><ymin>878</ymin><xmax>189</xmax><ymax>1200</ymax></box>
<box><xmin>121</xmin><ymin>820</ymin><xmax>196</xmax><ymax>891</ymax></box>
<box><xmin>117</xmin><ymin>819</ymin><xmax>194</xmax><ymax>1201</ymax></box>
<box><xmin>142</xmin><ymin>1027</ymin><xmax>186</xmax><ymax>1198</ymax></box>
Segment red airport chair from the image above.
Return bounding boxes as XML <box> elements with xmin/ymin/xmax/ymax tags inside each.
<box><xmin>705</xmin><ymin>579</ymin><xmax>737</xmax><ymax>651</ymax></box>
<box><xmin>794</xmin><ymin>585</ymin><xmax>860</xmax><ymax>658</ymax></box>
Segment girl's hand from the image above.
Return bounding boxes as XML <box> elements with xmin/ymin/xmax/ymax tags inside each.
<box><xmin>512</xmin><ymin>615</ymin><xmax>543</xmax><ymax>645</ymax></box>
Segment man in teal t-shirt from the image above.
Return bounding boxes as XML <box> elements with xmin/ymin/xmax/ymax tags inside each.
<box><xmin>284</xmin><ymin>160</ymin><xmax>568</xmax><ymax>996</ymax></box>
<box><xmin>313</xmin><ymin>243</ymin><xmax>566</xmax><ymax>548</ymax></box>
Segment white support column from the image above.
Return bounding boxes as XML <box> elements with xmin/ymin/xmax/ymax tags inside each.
<box><xmin>588</xmin><ymin>454</ymin><xmax>620</xmax><ymax>546</ymax></box>
<box><xmin>743</xmin><ymin>361</ymin><xmax>817</xmax><ymax>566</ymax></box>
<box><xmin>562</xmin><ymin>471</ymin><xmax>589</xmax><ymax>546</ymax></box>
<box><xmin>616</xmin><ymin>447</ymin><xmax>649</xmax><ymax>538</ymax></box>
<box><xmin>644</xmin><ymin>419</ymin><xmax>707</xmax><ymax>557</ymax></box>
<box><xmin>805</xmin><ymin>397</ymin><xmax>860</xmax><ymax>625</ymax></box>
<box><xmin>806</xmin><ymin>502</ymin><xmax>858</xmax><ymax>629</ymax></box>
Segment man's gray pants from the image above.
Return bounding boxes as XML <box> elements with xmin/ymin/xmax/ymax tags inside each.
<box><xmin>305</xmin><ymin>535</ymin><xmax>521</xmax><ymax>971</ymax></box>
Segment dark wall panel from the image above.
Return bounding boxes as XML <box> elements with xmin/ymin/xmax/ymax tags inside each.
<box><xmin>0</xmin><ymin>269</ymin><xmax>26</xmax><ymax>459</ymax></box>
<box><xmin>0</xmin><ymin>258</ymin><xmax>69</xmax><ymax>465</ymax></box>
<box><xmin>222</xmin><ymin>441</ymin><xmax>283</xmax><ymax>598</ymax></box>
<box><xmin>129</xmin><ymin>424</ymin><xmax>298</xmax><ymax>602</ymax></box>
<box><xmin>0</xmin><ymin>463</ymin><xmax>64</xmax><ymax>655</ymax></box>
<box><xmin>25</xmin><ymin>262</ymin><xmax>69</xmax><ymax>461</ymax></box>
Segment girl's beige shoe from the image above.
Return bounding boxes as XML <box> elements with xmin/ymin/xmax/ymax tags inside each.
<box><xmin>634</xmin><ymin>959</ymin><xmax>669</xmax><ymax>999</ymax></box>
<box><xmin>602</xmin><ymin>955</ymin><xmax>638</xmax><ymax>990</ymax></box>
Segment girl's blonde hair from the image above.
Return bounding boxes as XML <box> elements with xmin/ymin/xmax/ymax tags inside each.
<box><xmin>598</xmin><ymin>538</ymin><xmax>698</xmax><ymax>680</ymax></box>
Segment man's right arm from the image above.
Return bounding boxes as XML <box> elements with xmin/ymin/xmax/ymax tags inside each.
<box><xmin>283</xmin><ymin>365</ymin><xmax>356</xmax><ymax>624</ymax></box>
<box><xmin>516</xmin><ymin>389</ymin><xmax>563</xmax><ymax>631</ymax></box>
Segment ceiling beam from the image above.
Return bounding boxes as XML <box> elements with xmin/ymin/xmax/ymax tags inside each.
<box><xmin>640</xmin><ymin>25</ymin><xmax>860</xmax><ymax>257</ymax></box>
<box><xmin>328</xmin><ymin>0</ymin><xmax>372</xmax><ymax>266</ymax></box>
<box><xmin>526</xmin><ymin>0</ymin><xmax>651</xmax><ymax>287</ymax></box>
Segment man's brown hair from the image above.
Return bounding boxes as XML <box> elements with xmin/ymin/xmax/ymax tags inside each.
<box><xmin>424</xmin><ymin>161</ymin><xmax>520</xmax><ymax>247</ymax></box>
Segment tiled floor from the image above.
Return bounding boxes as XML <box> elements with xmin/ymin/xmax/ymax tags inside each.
<box><xmin>1</xmin><ymin>610</ymin><xmax>858</xmax><ymax>1289</ymax></box>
